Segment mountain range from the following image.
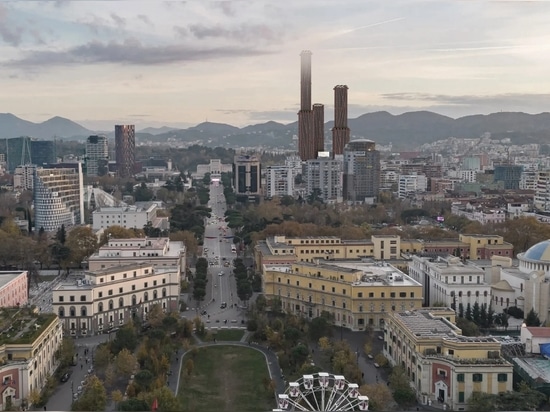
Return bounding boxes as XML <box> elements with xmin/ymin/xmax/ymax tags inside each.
<box><xmin>1</xmin><ymin>111</ymin><xmax>550</xmax><ymax>150</ymax></box>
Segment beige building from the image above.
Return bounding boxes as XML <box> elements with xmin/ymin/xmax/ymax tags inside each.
<box><xmin>263</xmin><ymin>260</ymin><xmax>422</xmax><ymax>330</ymax></box>
<box><xmin>384</xmin><ymin>308</ymin><xmax>513</xmax><ymax>411</ymax></box>
<box><xmin>0</xmin><ymin>308</ymin><xmax>62</xmax><ymax>410</ymax></box>
<box><xmin>88</xmin><ymin>237</ymin><xmax>186</xmax><ymax>277</ymax></box>
<box><xmin>52</xmin><ymin>263</ymin><xmax>180</xmax><ymax>336</ymax></box>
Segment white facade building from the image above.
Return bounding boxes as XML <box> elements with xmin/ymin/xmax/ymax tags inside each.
<box><xmin>409</xmin><ymin>255</ymin><xmax>491</xmax><ymax>309</ymax></box>
<box><xmin>398</xmin><ymin>174</ymin><xmax>427</xmax><ymax>199</ymax></box>
<box><xmin>265</xmin><ymin>165</ymin><xmax>295</xmax><ymax>198</ymax></box>
<box><xmin>52</xmin><ymin>263</ymin><xmax>180</xmax><ymax>336</ymax></box>
<box><xmin>85</xmin><ymin>135</ymin><xmax>109</xmax><ymax>177</ymax></box>
<box><xmin>534</xmin><ymin>171</ymin><xmax>550</xmax><ymax>212</ymax></box>
<box><xmin>92</xmin><ymin>203</ymin><xmax>167</xmax><ymax>231</ymax></box>
<box><xmin>13</xmin><ymin>165</ymin><xmax>35</xmax><ymax>190</ymax></box>
<box><xmin>304</xmin><ymin>154</ymin><xmax>343</xmax><ymax>203</ymax></box>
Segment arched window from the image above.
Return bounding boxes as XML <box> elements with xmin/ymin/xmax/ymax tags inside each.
<box><xmin>98</xmin><ymin>302</ymin><xmax>103</xmax><ymax>312</ymax></box>
<box><xmin>109</xmin><ymin>300</ymin><xmax>114</xmax><ymax>310</ymax></box>
<box><xmin>132</xmin><ymin>295</ymin><xmax>137</xmax><ymax>306</ymax></box>
<box><xmin>69</xmin><ymin>306</ymin><xmax>76</xmax><ymax>317</ymax></box>
<box><xmin>81</xmin><ymin>306</ymin><xmax>87</xmax><ymax>317</ymax></box>
<box><xmin>58</xmin><ymin>307</ymin><xmax>65</xmax><ymax>317</ymax></box>
<box><xmin>119</xmin><ymin>297</ymin><xmax>124</xmax><ymax>308</ymax></box>
<box><xmin>144</xmin><ymin>292</ymin><xmax>149</xmax><ymax>302</ymax></box>
<box><xmin>153</xmin><ymin>290</ymin><xmax>158</xmax><ymax>299</ymax></box>
<box><xmin>162</xmin><ymin>288</ymin><xmax>166</xmax><ymax>298</ymax></box>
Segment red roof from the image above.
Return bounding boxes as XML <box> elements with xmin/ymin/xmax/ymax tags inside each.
<box><xmin>526</xmin><ymin>327</ymin><xmax>550</xmax><ymax>338</ymax></box>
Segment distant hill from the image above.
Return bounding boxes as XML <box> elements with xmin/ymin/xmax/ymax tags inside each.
<box><xmin>1</xmin><ymin>111</ymin><xmax>550</xmax><ymax>150</ymax></box>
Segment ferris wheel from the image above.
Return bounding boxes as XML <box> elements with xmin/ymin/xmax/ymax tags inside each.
<box><xmin>273</xmin><ymin>372</ymin><xmax>369</xmax><ymax>411</ymax></box>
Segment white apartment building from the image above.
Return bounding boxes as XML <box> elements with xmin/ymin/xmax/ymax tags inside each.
<box><xmin>520</xmin><ymin>169</ymin><xmax>538</xmax><ymax>190</ymax></box>
<box><xmin>409</xmin><ymin>255</ymin><xmax>492</xmax><ymax>309</ymax></box>
<box><xmin>534</xmin><ymin>170</ymin><xmax>550</xmax><ymax>212</ymax></box>
<box><xmin>449</xmin><ymin>169</ymin><xmax>477</xmax><ymax>183</ymax></box>
<box><xmin>265</xmin><ymin>165</ymin><xmax>294</xmax><ymax>198</ymax></box>
<box><xmin>92</xmin><ymin>203</ymin><xmax>167</xmax><ymax>231</ymax></box>
<box><xmin>304</xmin><ymin>154</ymin><xmax>343</xmax><ymax>203</ymax></box>
<box><xmin>13</xmin><ymin>165</ymin><xmax>35</xmax><ymax>190</ymax></box>
<box><xmin>88</xmin><ymin>237</ymin><xmax>186</xmax><ymax>277</ymax></box>
<box><xmin>398</xmin><ymin>174</ymin><xmax>427</xmax><ymax>199</ymax></box>
<box><xmin>52</xmin><ymin>263</ymin><xmax>180</xmax><ymax>336</ymax></box>
<box><xmin>85</xmin><ymin>135</ymin><xmax>109</xmax><ymax>177</ymax></box>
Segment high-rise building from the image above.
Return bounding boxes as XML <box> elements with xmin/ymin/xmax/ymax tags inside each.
<box><xmin>3</xmin><ymin>137</ymin><xmax>31</xmax><ymax>172</ymax></box>
<box><xmin>343</xmin><ymin>139</ymin><xmax>380</xmax><ymax>203</ymax></box>
<box><xmin>312</xmin><ymin>103</ymin><xmax>325</xmax><ymax>156</ymax></box>
<box><xmin>31</xmin><ymin>140</ymin><xmax>56</xmax><ymax>167</ymax></box>
<box><xmin>298</xmin><ymin>51</ymin><xmax>316</xmax><ymax>161</ymax></box>
<box><xmin>233</xmin><ymin>154</ymin><xmax>262</xmax><ymax>200</ymax></box>
<box><xmin>304</xmin><ymin>153</ymin><xmax>342</xmax><ymax>203</ymax></box>
<box><xmin>86</xmin><ymin>135</ymin><xmax>109</xmax><ymax>177</ymax></box>
<box><xmin>332</xmin><ymin>85</ymin><xmax>350</xmax><ymax>155</ymax></box>
<box><xmin>13</xmin><ymin>164</ymin><xmax>36</xmax><ymax>190</ymax></box>
<box><xmin>115</xmin><ymin>125</ymin><xmax>135</xmax><ymax>178</ymax></box>
<box><xmin>265</xmin><ymin>165</ymin><xmax>295</xmax><ymax>198</ymax></box>
<box><xmin>494</xmin><ymin>164</ymin><xmax>522</xmax><ymax>190</ymax></box>
<box><xmin>34</xmin><ymin>165</ymin><xmax>84</xmax><ymax>232</ymax></box>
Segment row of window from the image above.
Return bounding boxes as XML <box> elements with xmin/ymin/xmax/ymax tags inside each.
<box><xmin>276</xmin><ymin>279</ymin><xmax>415</xmax><ymax>298</ymax></box>
<box><xmin>58</xmin><ymin>278</ymin><xmax>165</xmax><ymax>302</ymax></box>
<box><xmin>456</xmin><ymin>373</ymin><xmax>507</xmax><ymax>383</ymax></box>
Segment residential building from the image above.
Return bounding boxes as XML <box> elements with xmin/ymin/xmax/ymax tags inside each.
<box><xmin>0</xmin><ymin>308</ymin><xmax>62</xmax><ymax>410</ymax></box>
<box><xmin>115</xmin><ymin>125</ymin><xmax>135</xmax><ymax>178</ymax></box>
<box><xmin>304</xmin><ymin>154</ymin><xmax>342</xmax><ymax>203</ymax></box>
<box><xmin>265</xmin><ymin>165</ymin><xmax>295</xmax><ymax>198</ymax></box>
<box><xmin>88</xmin><ymin>237</ymin><xmax>186</xmax><ymax>277</ymax></box>
<box><xmin>534</xmin><ymin>170</ymin><xmax>550</xmax><ymax>212</ymax></box>
<box><xmin>494</xmin><ymin>164</ymin><xmax>522</xmax><ymax>190</ymax></box>
<box><xmin>0</xmin><ymin>271</ymin><xmax>28</xmax><ymax>308</ymax></box>
<box><xmin>398</xmin><ymin>174</ymin><xmax>427</xmax><ymax>199</ymax></box>
<box><xmin>343</xmin><ymin>139</ymin><xmax>380</xmax><ymax>203</ymax></box>
<box><xmin>34</xmin><ymin>165</ymin><xmax>84</xmax><ymax>232</ymax></box>
<box><xmin>332</xmin><ymin>85</ymin><xmax>350</xmax><ymax>155</ymax></box>
<box><xmin>384</xmin><ymin>308</ymin><xmax>513</xmax><ymax>411</ymax></box>
<box><xmin>92</xmin><ymin>204</ymin><xmax>168</xmax><ymax>231</ymax></box>
<box><xmin>262</xmin><ymin>260</ymin><xmax>422</xmax><ymax>330</ymax></box>
<box><xmin>52</xmin><ymin>263</ymin><xmax>180</xmax><ymax>336</ymax></box>
<box><xmin>85</xmin><ymin>135</ymin><xmax>109</xmax><ymax>177</ymax></box>
<box><xmin>408</xmin><ymin>255</ymin><xmax>491</xmax><ymax>308</ymax></box>
<box><xmin>233</xmin><ymin>154</ymin><xmax>261</xmax><ymax>199</ymax></box>
<box><xmin>13</xmin><ymin>165</ymin><xmax>35</xmax><ymax>190</ymax></box>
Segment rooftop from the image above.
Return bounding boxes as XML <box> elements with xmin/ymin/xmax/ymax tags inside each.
<box><xmin>526</xmin><ymin>327</ymin><xmax>550</xmax><ymax>338</ymax></box>
<box><xmin>0</xmin><ymin>307</ymin><xmax>56</xmax><ymax>345</ymax></box>
<box><xmin>513</xmin><ymin>357</ymin><xmax>550</xmax><ymax>384</ymax></box>
<box><xmin>0</xmin><ymin>271</ymin><xmax>25</xmax><ymax>289</ymax></box>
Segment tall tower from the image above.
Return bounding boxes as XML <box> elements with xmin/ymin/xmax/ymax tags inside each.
<box><xmin>86</xmin><ymin>135</ymin><xmax>109</xmax><ymax>177</ymax></box>
<box><xmin>312</xmin><ymin>103</ymin><xmax>325</xmax><ymax>156</ymax></box>
<box><xmin>115</xmin><ymin>125</ymin><xmax>135</xmax><ymax>178</ymax></box>
<box><xmin>298</xmin><ymin>50</ymin><xmax>315</xmax><ymax>161</ymax></box>
<box><xmin>332</xmin><ymin>85</ymin><xmax>350</xmax><ymax>155</ymax></box>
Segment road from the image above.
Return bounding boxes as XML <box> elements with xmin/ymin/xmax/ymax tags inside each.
<box><xmin>188</xmin><ymin>180</ymin><xmax>246</xmax><ymax>328</ymax></box>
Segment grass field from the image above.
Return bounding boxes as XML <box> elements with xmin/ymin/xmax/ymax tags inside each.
<box><xmin>212</xmin><ymin>329</ymin><xmax>245</xmax><ymax>341</ymax></box>
<box><xmin>178</xmin><ymin>346</ymin><xmax>275</xmax><ymax>412</ymax></box>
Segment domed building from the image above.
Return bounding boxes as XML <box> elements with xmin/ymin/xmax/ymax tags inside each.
<box><xmin>517</xmin><ymin>240</ymin><xmax>550</xmax><ymax>275</ymax></box>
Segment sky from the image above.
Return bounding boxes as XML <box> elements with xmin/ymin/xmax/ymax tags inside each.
<box><xmin>1</xmin><ymin>0</ymin><xmax>550</xmax><ymax>130</ymax></box>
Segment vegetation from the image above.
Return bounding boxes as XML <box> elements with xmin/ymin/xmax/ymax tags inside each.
<box><xmin>212</xmin><ymin>329</ymin><xmax>245</xmax><ymax>341</ymax></box>
<box><xmin>467</xmin><ymin>382</ymin><xmax>546</xmax><ymax>412</ymax></box>
<box><xmin>192</xmin><ymin>257</ymin><xmax>208</xmax><ymax>306</ymax></box>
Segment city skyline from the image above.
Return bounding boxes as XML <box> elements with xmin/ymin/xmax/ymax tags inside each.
<box><xmin>1</xmin><ymin>1</ymin><xmax>550</xmax><ymax>129</ymax></box>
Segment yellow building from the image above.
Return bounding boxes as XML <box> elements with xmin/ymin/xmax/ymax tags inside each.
<box><xmin>0</xmin><ymin>308</ymin><xmax>62</xmax><ymax>410</ymax></box>
<box><xmin>263</xmin><ymin>260</ymin><xmax>423</xmax><ymax>330</ymax></box>
<box><xmin>384</xmin><ymin>308</ymin><xmax>513</xmax><ymax>410</ymax></box>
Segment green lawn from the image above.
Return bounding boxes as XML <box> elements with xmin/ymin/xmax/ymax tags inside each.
<box><xmin>178</xmin><ymin>346</ymin><xmax>275</xmax><ymax>412</ymax></box>
<box><xmin>212</xmin><ymin>329</ymin><xmax>245</xmax><ymax>341</ymax></box>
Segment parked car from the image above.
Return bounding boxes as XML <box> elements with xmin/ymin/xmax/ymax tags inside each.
<box><xmin>220</xmin><ymin>302</ymin><xmax>227</xmax><ymax>309</ymax></box>
<box><xmin>374</xmin><ymin>363</ymin><xmax>380</xmax><ymax>368</ymax></box>
<box><xmin>60</xmin><ymin>372</ymin><xmax>71</xmax><ymax>382</ymax></box>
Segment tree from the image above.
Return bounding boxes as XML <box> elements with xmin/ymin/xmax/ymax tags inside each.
<box><xmin>456</xmin><ymin>317</ymin><xmax>480</xmax><ymax>336</ymax></box>
<box><xmin>134</xmin><ymin>369</ymin><xmax>155</xmax><ymax>391</ymax></box>
<box><xmin>57</xmin><ymin>337</ymin><xmax>76</xmax><ymax>368</ymax></box>
<box><xmin>525</xmin><ymin>308</ymin><xmax>541</xmax><ymax>327</ymax></box>
<box><xmin>94</xmin><ymin>343</ymin><xmax>112</xmax><ymax>369</ymax></box>
<box><xmin>66</xmin><ymin>226</ymin><xmax>98</xmax><ymax>267</ymax></box>
<box><xmin>389</xmin><ymin>366</ymin><xmax>416</xmax><ymax>406</ymax></box>
<box><xmin>185</xmin><ymin>359</ymin><xmax>194</xmax><ymax>376</ymax></box>
<box><xmin>118</xmin><ymin>398</ymin><xmax>150</xmax><ymax>411</ymax></box>
<box><xmin>111</xmin><ymin>323</ymin><xmax>138</xmax><ymax>354</ymax></box>
<box><xmin>56</xmin><ymin>224</ymin><xmax>67</xmax><ymax>244</ymax></box>
<box><xmin>465</xmin><ymin>303</ymin><xmax>472</xmax><ymax>321</ymax></box>
<box><xmin>472</xmin><ymin>302</ymin><xmax>481</xmax><ymax>324</ymax></box>
<box><xmin>359</xmin><ymin>383</ymin><xmax>393</xmax><ymax>411</ymax></box>
<box><xmin>467</xmin><ymin>391</ymin><xmax>495</xmax><ymax>412</ymax></box>
<box><xmin>309</xmin><ymin>316</ymin><xmax>331</xmax><ymax>341</ymax></box>
<box><xmin>111</xmin><ymin>389</ymin><xmax>123</xmax><ymax>409</ymax></box>
<box><xmin>116</xmin><ymin>348</ymin><xmax>137</xmax><ymax>378</ymax></box>
<box><xmin>71</xmin><ymin>375</ymin><xmax>107</xmax><ymax>411</ymax></box>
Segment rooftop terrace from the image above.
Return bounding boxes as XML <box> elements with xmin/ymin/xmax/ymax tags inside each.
<box><xmin>0</xmin><ymin>307</ymin><xmax>56</xmax><ymax>345</ymax></box>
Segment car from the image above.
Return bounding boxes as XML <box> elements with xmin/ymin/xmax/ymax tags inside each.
<box><xmin>220</xmin><ymin>302</ymin><xmax>227</xmax><ymax>309</ymax></box>
<box><xmin>378</xmin><ymin>335</ymin><xmax>384</xmax><ymax>341</ymax></box>
<box><xmin>200</xmin><ymin>310</ymin><xmax>207</xmax><ymax>315</ymax></box>
<box><xmin>367</xmin><ymin>354</ymin><xmax>374</xmax><ymax>360</ymax></box>
<box><xmin>374</xmin><ymin>363</ymin><xmax>380</xmax><ymax>368</ymax></box>
<box><xmin>60</xmin><ymin>372</ymin><xmax>71</xmax><ymax>382</ymax></box>
<box><xmin>218</xmin><ymin>272</ymin><xmax>223</xmax><ymax>276</ymax></box>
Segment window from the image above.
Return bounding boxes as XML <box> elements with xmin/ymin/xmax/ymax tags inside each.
<box><xmin>390</xmin><ymin>292</ymin><xmax>395</xmax><ymax>298</ymax></box>
<box><xmin>369</xmin><ymin>292</ymin><xmax>374</xmax><ymax>298</ymax></box>
<box><xmin>153</xmin><ymin>290</ymin><xmax>158</xmax><ymax>299</ymax></box>
<box><xmin>119</xmin><ymin>287</ymin><xmax>123</xmax><ymax>293</ymax></box>
<box><xmin>331</xmin><ymin>287</ymin><xmax>335</xmax><ymax>293</ymax></box>
<box><xmin>381</xmin><ymin>292</ymin><xmax>385</xmax><ymax>298</ymax></box>
<box><xmin>132</xmin><ymin>295</ymin><xmax>137</xmax><ymax>305</ymax></box>
<box><xmin>144</xmin><ymin>282</ymin><xmax>148</xmax><ymax>288</ymax></box>
<box><xmin>70</xmin><ymin>295</ymin><xmax>75</xmax><ymax>302</ymax></box>
<box><xmin>162</xmin><ymin>288</ymin><xmax>167</xmax><ymax>297</ymax></box>
<box><xmin>111</xmin><ymin>276</ymin><xmax>115</xmax><ymax>281</ymax></box>
<box><xmin>322</xmin><ymin>285</ymin><xmax>325</xmax><ymax>291</ymax></box>
<box><xmin>81</xmin><ymin>306</ymin><xmax>87</xmax><ymax>316</ymax></box>
<box><xmin>58</xmin><ymin>307</ymin><xmax>65</xmax><ymax>317</ymax></box>
<box><xmin>80</xmin><ymin>295</ymin><xmax>86</xmax><ymax>302</ymax></box>
<box><xmin>109</xmin><ymin>300</ymin><xmax>114</xmax><ymax>310</ymax></box>
<box><xmin>358</xmin><ymin>292</ymin><xmax>363</xmax><ymax>298</ymax></box>
<box><xmin>59</xmin><ymin>296</ymin><xmax>64</xmax><ymax>302</ymax></box>
<box><xmin>98</xmin><ymin>292</ymin><xmax>103</xmax><ymax>298</ymax></box>
<box><xmin>497</xmin><ymin>374</ymin><xmax>508</xmax><ymax>382</ymax></box>
<box><xmin>457</xmin><ymin>373</ymin><xmax>464</xmax><ymax>382</ymax></box>
<box><xmin>399</xmin><ymin>292</ymin><xmax>406</xmax><ymax>298</ymax></box>
<box><xmin>458</xmin><ymin>392</ymin><xmax>465</xmax><ymax>403</ymax></box>
<box><xmin>108</xmin><ymin>289</ymin><xmax>113</xmax><ymax>296</ymax></box>
<box><xmin>132</xmin><ymin>285</ymin><xmax>136</xmax><ymax>291</ymax></box>
<box><xmin>98</xmin><ymin>302</ymin><xmax>103</xmax><ymax>312</ymax></box>
<box><xmin>144</xmin><ymin>292</ymin><xmax>149</xmax><ymax>301</ymax></box>
<box><xmin>473</xmin><ymin>373</ymin><xmax>483</xmax><ymax>382</ymax></box>
<box><xmin>119</xmin><ymin>297</ymin><xmax>124</xmax><ymax>308</ymax></box>
<box><xmin>153</xmin><ymin>280</ymin><xmax>157</xmax><ymax>286</ymax></box>
<box><xmin>410</xmin><ymin>292</ymin><xmax>415</xmax><ymax>298</ymax></box>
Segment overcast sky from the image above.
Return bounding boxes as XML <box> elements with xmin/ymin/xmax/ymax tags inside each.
<box><xmin>1</xmin><ymin>0</ymin><xmax>550</xmax><ymax>130</ymax></box>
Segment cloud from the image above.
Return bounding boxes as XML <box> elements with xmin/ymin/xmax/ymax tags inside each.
<box><xmin>189</xmin><ymin>23</ymin><xmax>279</xmax><ymax>42</ymax></box>
<box><xmin>381</xmin><ymin>92</ymin><xmax>550</xmax><ymax>107</ymax></box>
<box><xmin>0</xmin><ymin>4</ymin><xmax>23</xmax><ymax>46</ymax></box>
<box><xmin>214</xmin><ymin>1</ymin><xmax>235</xmax><ymax>16</ymax></box>
<box><xmin>173</xmin><ymin>26</ymin><xmax>187</xmax><ymax>38</ymax></box>
<box><xmin>137</xmin><ymin>14</ymin><xmax>153</xmax><ymax>27</ymax></box>
<box><xmin>216</xmin><ymin>108</ymin><xmax>298</xmax><ymax>122</ymax></box>
<box><xmin>6</xmin><ymin>38</ymin><xmax>275</xmax><ymax>67</ymax></box>
<box><xmin>110</xmin><ymin>13</ymin><xmax>126</xmax><ymax>27</ymax></box>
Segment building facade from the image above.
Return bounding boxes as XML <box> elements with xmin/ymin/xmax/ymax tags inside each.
<box><xmin>384</xmin><ymin>308</ymin><xmax>513</xmax><ymax>411</ymax></box>
<box><xmin>88</xmin><ymin>237</ymin><xmax>185</xmax><ymax>276</ymax></box>
<box><xmin>263</xmin><ymin>261</ymin><xmax>422</xmax><ymax>330</ymax></box>
<box><xmin>233</xmin><ymin>154</ymin><xmax>261</xmax><ymax>199</ymax></box>
<box><xmin>343</xmin><ymin>139</ymin><xmax>380</xmax><ymax>203</ymax></box>
<box><xmin>52</xmin><ymin>263</ymin><xmax>180</xmax><ymax>336</ymax></box>
<box><xmin>30</xmin><ymin>140</ymin><xmax>55</xmax><ymax>168</ymax></box>
<box><xmin>331</xmin><ymin>85</ymin><xmax>350</xmax><ymax>155</ymax></box>
<box><xmin>265</xmin><ymin>165</ymin><xmax>295</xmax><ymax>198</ymax></box>
<box><xmin>13</xmin><ymin>165</ymin><xmax>35</xmax><ymax>190</ymax></box>
<box><xmin>0</xmin><ymin>309</ymin><xmax>62</xmax><ymax>411</ymax></box>
<box><xmin>304</xmin><ymin>155</ymin><xmax>342</xmax><ymax>203</ymax></box>
<box><xmin>0</xmin><ymin>271</ymin><xmax>28</xmax><ymax>308</ymax></box>
<box><xmin>34</xmin><ymin>165</ymin><xmax>84</xmax><ymax>232</ymax></box>
<box><xmin>92</xmin><ymin>204</ymin><xmax>167</xmax><ymax>231</ymax></box>
<box><xmin>85</xmin><ymin>135</ymin><xmax>109</xmax><ymax>177</ymax></box>
<box><xmin>115</xmin><ymin>125</ymin><xmax>135</xmax><ymax>178</ymax></box>
<box><xmin>298</xmin><ymin>50</ymin><xmax>315</xmax><ymax>161</ymax></box>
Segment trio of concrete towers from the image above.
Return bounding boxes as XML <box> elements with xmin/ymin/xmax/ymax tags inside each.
<box><xmin>297</xmin><ymin>50</ymin><xmax>350</xmax><ymax>161</ymax></box>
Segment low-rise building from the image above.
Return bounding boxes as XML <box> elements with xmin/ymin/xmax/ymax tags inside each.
<box><xmin>92</xmin><ymin>204</ymin><xmax>168</xmax><ymax>231</ymax></box>
<box><xmin>384</xmin><ymin>308</ymin><xmax>513</xmax><ymax>411</ymax></box>
<box><xmin>0</xmin><ymin>271</ymin><xmax>28</xmax><ymax>308</ymax></box>
<box><xmin>0</xmin><ymin>308</ymin><xmax>62</xmax><ymax>411</ymax></box>
<box><xmin>263</xmin><ymin>260</ymin><xmax>422</xmax><ymax>330</ymax></box>
<box><xmin>52</xmin><ymin>263</ymin><xmax>180</xmax><ymax>336</ymax></box>
<box><xmin>88</xmin><ymin>237</ymin><xmax>186</xmax><ymax>277</ymax></box>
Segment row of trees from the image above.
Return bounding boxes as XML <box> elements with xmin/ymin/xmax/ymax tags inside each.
<box><xmin>233</xmin><ymin>258</ymin><xmax>253</xmax><ymax>304</ymax></box>
<box><xmin>192</xmin><ymin>257</ymin><xmax>208</xmax><ymax>305</ymax></box>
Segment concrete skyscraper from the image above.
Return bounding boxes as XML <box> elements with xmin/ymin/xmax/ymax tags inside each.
<box><xmin>115</xmin><ymin>125</ymin><xmax>135</xmax><ymax>178</ymax></box>
<box><xmin>298</xmin><ymin>50</ymin><xmax>316</xmax><ymax>161</ymax></box>
<box><xmin>343</xmin><ymin>139</ymin><xmax>380</xmax><ymax>203</ymax></box>
<box><xmin>332</xmin><ymin>85</ymin><xmax>351</xmax><ymax>155</ymax></box>
<box><xmin>86</xmin><ymin>135</ymin><xmax>109</xmax><ymax>177</ymax></box>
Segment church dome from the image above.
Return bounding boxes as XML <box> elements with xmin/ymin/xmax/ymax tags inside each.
<box><xmin>521</xmin><ymin>240</ymin><xmax>550</xmax><ymax>263</ymax></box>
